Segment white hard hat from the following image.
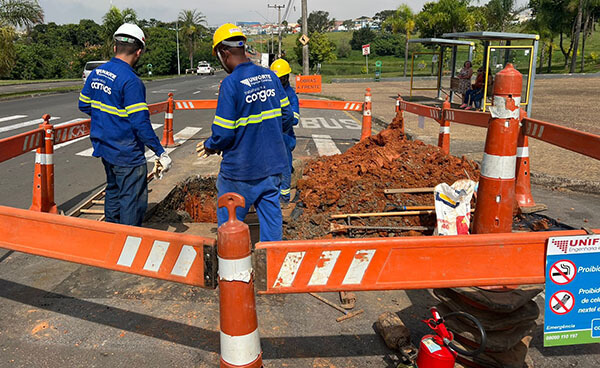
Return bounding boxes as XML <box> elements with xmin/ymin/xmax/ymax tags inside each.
<box><xmin>114</xmin><ymin>23</ymin><xmax>146</xmax><ymax>48</ymax></box>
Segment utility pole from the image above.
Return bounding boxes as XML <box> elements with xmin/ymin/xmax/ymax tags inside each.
<box><xmin>301</xmin><ymin>0</ymin><xmax>309</xmax><ymax>75</ymax></box>
<box><xmin>268</xmin><ymin>3</ymin><xmax>285</xmax><ymax>58</ymax></box>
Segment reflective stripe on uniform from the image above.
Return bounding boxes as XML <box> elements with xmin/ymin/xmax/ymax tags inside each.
<box><xmin>293</xmin><ymin>112</ymin><xmax>300</xmax><ymax>119</ymax></box>
<box><xmin>79</xmin><ymin>93</ymin><xmax>91</xmax><ymax>103</ymax></box>
<box><xmin>213</xmin><ymin>108</ymin><xmax>283</xmax><ymax>130</ymax></box>
<box><xmin>280</xmin><ymin>97</ymin><xmax>290</xmax><ymax>107</ymax></box>
<box><xmin>90</xmin><ymin>100</ymin><xmax>128</xmax><ymax>117</ymax></box>
<box><xmin>125</xmin><ymin>102</ymin><xmax>149</xmax><ymax>114</ymax></box>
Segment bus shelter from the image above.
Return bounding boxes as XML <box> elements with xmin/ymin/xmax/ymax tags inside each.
<box><xmin>407</xmin><ymin>38</ymin><xmax>475</xmax><ymax>102</ymax></box>
<box><xmin>442</xmin><ymin>31</ymin><xmax>540</xmax><ymax>115</ymax></box>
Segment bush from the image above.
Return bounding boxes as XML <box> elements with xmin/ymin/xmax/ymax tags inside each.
<box><xmin>350</xmin><ymin>27</ymin><xmax>376</xmax><ymax>50</ymax></box>
<box><xmin>337</xmin><ymin>41</ymin><xmax>351</xmax><ymax>58</ymax></box>
<box><xmin>372</xmin><ymin>33</ymin><xmax>405</xmax><ymax>57</ymax></box>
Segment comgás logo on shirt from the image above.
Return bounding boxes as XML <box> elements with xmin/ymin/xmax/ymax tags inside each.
<box><xmin>245</xmin><ymin>88</ymin><xmax>275</xmax><ymax>103</ymax></box>
<box><xmin>91</xmin><ymin>82</ymin><xmax>112</xmax><ymax>95</ymax></box>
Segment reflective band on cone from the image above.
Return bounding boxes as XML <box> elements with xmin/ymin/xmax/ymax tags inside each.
<box><xmin>35</xmin><ymin>153</ymin><xmax>53</xmax><ymax>165</ymax></box>
<box><xmin>480</xmin><ymin>153</ymin><xmax>517</xmax><ymax>180</ymax></box>
<box><xmin>220</xmin><ymin>329</ymin><xmax>261</xmax><ymax>366</ymax></box>
<box><xmin>439</xmin><ymin>126</ymin><xmax>450</xmax><ymax>134</ymax></box>
<box><xmin>219</xmin><ymin>255</ymin><xmax>253</xmax><ymax>282</ymax></box>
<box><xmin>516</xmin><ymin>146</ymin><xmax>529</xmax><ymax>158</ymax></box>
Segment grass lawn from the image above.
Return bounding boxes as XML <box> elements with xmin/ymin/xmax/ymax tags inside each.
<box><xmin>0</xmin><ymin>78</ymin><xmax>81</xmax><ymax>86</ymax></box>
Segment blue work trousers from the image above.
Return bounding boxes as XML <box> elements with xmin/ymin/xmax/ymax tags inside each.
<box><xmin>280</xmin><ymin>135</ymin><xmax>296</xmax><ymax>202</ymax></box>
<box><xmin>102</xmin><ymin>159</ymin><xmax>148</xmax><ymax>226</ymax></box>
<box><xmin>464</xmin><ymin>88</ymin><xmax>484</xmax><ymax>108</ymax></box>
<box><xmin>217</xmin><ymin>174</ymin><xmax>283</xmax><ymax>242</ymax></box>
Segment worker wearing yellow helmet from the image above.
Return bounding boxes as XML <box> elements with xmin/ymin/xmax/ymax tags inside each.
<box><xmin>197</xmin><ymin>23</ymin><xmax>294</xmax><ymax>241</ymax></box>
<box><xmin>270</xmin><ymin>58</ymin><xmax>299</xmax><ymax>206</ymax></box>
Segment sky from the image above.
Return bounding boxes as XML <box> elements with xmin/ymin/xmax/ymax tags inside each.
<box><xmin>38</xmin><ymin>0</ymin><xmax>430</xmax><ymax>26</ymax></box>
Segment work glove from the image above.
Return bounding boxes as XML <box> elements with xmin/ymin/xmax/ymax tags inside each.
<box><xmin>196</xmin><ymin>140</ymin><xmax>219</xmax><ymax>158</ymax></box>
<box><xmin>152</xmin><ymin>152</ymin><xmax>172</xmax><ymax>179</ymax></box>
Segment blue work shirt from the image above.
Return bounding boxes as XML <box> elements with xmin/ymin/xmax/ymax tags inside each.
<box><xmin>78</xmin><ymin>57</ymin><xmax>164</xmax><ymax>167</ymax></box>
<box><xmin>283</xmin><ymin>83</ymin><xmax>300</xmax><ymax>142</ymax></box>
<box><xmin>205</xmin><ymin>61</ymin><xmax>293</xmax><ymax>181</ymax></box>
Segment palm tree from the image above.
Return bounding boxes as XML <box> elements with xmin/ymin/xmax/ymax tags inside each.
<box><xmin>101</xmin><ymin>6</ymin><xmax>138</xmax><ymax>58</ymax></box>
<box><xmin>178</xmin><ymin>9</ymin><xmax>207</xmax><ymax>69</ymax></box>
<box><xmin>384</xmin><ymin>5</ymin><xmax>415</xmax><ymax>77</ymax></box>
<box><xmin>0</xmin><ymin>0</ymin><xmax>44</xmax><ymax>28</ymax></box>
<box><xmin>0</xmin><ymin>0</ymin><xmax>44</xmax><ymax>77</ymax></box>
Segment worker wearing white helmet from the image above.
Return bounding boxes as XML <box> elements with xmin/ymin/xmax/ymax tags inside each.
<box><xmin>78</xmin><ymin>23</ymin><xmax>171</xmax><ymax>226</ymax></box>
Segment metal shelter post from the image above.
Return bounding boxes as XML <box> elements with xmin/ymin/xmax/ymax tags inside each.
<box><xmin>528</xmin><ymin>37</ymin><xmax>539</xmax><ymax>116</ymax></box>
<box><xmin>450</xmin><ymin>45</ymin><xmax>458</xmax><ymax>103</ymax></box>
<box><xmin>437</xmin><ymin>47</ymin><xmax>444</xmax><ymax>100</ymax></box>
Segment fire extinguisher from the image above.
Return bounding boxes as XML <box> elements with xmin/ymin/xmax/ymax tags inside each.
<box><xmin>414</xmin><ymin>307</ymin><xmax>487</xmax><ymax>368</ymax></box>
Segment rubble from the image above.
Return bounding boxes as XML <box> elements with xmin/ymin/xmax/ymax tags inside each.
<box><xmin>285</xmin><ymin>116</ymin><xmax>480</xmax><ymax>239</ymax></box>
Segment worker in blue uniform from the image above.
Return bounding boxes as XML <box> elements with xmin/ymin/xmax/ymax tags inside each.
<box><xmin>79</xmin><ymin>23</ymin><xmax>171</xmax><ymax>226</ymax></box>
<box><xmin>270</xmin><ymin>59</ymin><xmax>299</xmax><ymax>206</ymax></box>
<box><xmin>196</xmin><ymin>23</ymin><xmax>293</xmax><ymax>241</ymax></box>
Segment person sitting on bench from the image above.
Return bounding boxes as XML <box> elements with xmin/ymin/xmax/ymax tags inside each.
<box><xmin>460</xmin><ymin>67</ymin><xmax>485</xmax><ymax>110</ymax></box>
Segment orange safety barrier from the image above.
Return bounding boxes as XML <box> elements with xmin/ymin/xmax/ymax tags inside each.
<box><xmin>443</xmin><ymin>108</ymin><xmax>490</xmax><ymax>128</ymax></box>
<box><xmin>217</xmin><ymin>194</ymin><xmax>262</xmax><ymax>368</ymax></box>
<box><xmin>298</xmin><ymin>99</ymin><xmax>363</xmax><ymax>111</ymax></box>
<box><xmin>256</xmin><ymin>228</ymin><xmax>599</xmax><ymax>294</ymax></box>
<box><xmin>0</xmin><ymin>127</ymin><xmax>44</xmax><ymax>163</ymax></box>
<box><xmin>523</xmin><ymin>116</ymin><xmax>600</xmax><ymax>161</ymax></box>
<box><xmin>175</xmin><ymin>99</ymin><xmax>218</xmax><ymax>110</ymax></box>
<box><xmin>0</xmin><ymin>205</ymin><xmax>218</xmax><ymax>287</ymax></box>
<box><xmin>360</xmin><ymin>88</ymin><xmax>372</xmax><ymax>140</ymax></box>
<box><xmin>148</xmin><ymin>100</ymin><xmax>169</xmax><ymax>115</ymax></box>
<box><xmin>472</xmin><ymin>64</ymin><xmax>522</xmax><ymax>234</ymax></box>
<box><xmin>398</xmin><ymin>99</ymin><xmax>442</xmax><ymax>121</ymax></box>
<box><xmin>54</xmin><ymin>119</ymin><xmax>91</xmax><ymax>145</ymax></box>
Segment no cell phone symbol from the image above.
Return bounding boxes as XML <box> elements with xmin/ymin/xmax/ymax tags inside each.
<box><xmin>550</xmin><ymin>291</ymin><xmax>575</xmax><ymax>315</ymax></box>
<box><xmin>549</xmin><ymin>260</ymin><xmax>576</xmax><ymax>285</ymax></box>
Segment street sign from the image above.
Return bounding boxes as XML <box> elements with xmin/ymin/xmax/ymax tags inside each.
<box><xmin>295</xmin><ymin>75</ymin><xmax>321</xmax><ymax>94</ymax></box>
<box><xmin>362</xmin><ymin>44</ymin><xmax>370</xmax><ymax>56</ymax></box>
<box><xmin>544</xmin><ymin>234</ymin><xmax>600</xmax><ymax>347</ymax></box>
<box><xmin>299</xmin><ymin>34</ymin><xmax>310</xmax><ymax>46</ymax></box>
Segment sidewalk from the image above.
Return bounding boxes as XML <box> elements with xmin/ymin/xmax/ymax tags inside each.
<box><xmin>320</xmin><ymin>77</ymin><xmax>600</xmax><ymax>189</ymax></box>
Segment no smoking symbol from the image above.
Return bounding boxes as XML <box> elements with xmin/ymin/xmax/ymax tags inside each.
<box><xmin>549</xmin><ymin>260</ymin><xmax>576</xmax><ymax>285</ymax></box>
<box><xmin>550</xmin><ymin>291</ymin><xmax>575</xmax><ymax>315</ymax></box>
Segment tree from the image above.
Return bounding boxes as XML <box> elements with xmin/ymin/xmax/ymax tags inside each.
<box><xmin>178</xmin><ymin>9</ymin><xmax>207</xmax><ymax>69</ymax></box>
<box><xmin>0</xmin><ymin>0</ymin><xmax>44</xmax><ymax>77</ymax></box>
<box><xmin>300</xmin><ymin>10</ymin><xmax>335</xmax><ymax>34</ymax></box>
<box><xmin>350</xmin><ymin>27</ymin><xmax>376</xmax><ymax>50</ymax></box>
<box><xmin>0</xmin><ymin>0</ymin><xmax>44</xmax><ymax>28</ymax></box>
<box><xmin>294</xmin><ymin>32</ymin><xmax>336</xmax><ymax>71</ymax></box>
<box><xmin>374</xmin><ymin>9</ymin><xmax>396</xmax><ymax>31</ymax></box>
<box><xmin>416</xmin><ymin>0</ymin><xmax>475</xmax><ymax>38</ymax></box>
<box><xmin>485</xmin><ymin>0</ymin><xmax>519</xmax><ymax>32</ymax></box>
<box><xmin>342</xmin><ymin>19</ymin><xmax>354</xmax><ymax>30</ymax></box>
<box><xmin>138</xmin><ymin>26</ymin><xmax>177</xmax><ymax>76</ymax></box>
<box><xmin>101</xmin><ymin>6</ymin><xmax>137</xmax><ymax>58</ymax></box>
<box><xmin>383</xmin><ymin>5</ymin><xmax>416</xmax><ymax>76</ymax></box>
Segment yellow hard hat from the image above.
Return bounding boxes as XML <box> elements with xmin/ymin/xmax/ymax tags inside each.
<box><xmin>212</xmin><ymin>23</ymin><xmax>246</xmax><ymax>55</ymax></box>
<box><xmin>270</xmin><ymin>59</ymin><xmax>292</xmax><ymax>77</ymax></box>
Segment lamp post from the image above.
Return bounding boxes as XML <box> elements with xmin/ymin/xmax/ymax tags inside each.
<box><xmin>169</xmin><ymin>21</ymin><xmax>181</xmax><ymax>76</ymax></box>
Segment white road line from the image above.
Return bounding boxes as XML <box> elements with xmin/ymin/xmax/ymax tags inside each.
<box><xmin>312</xmin><ymin>134</ymin><xmax>341</xmax><ymax>156</ymax></box>
<box><xmin>193</xmin><ymin>90</ymin><xmax>202</xmax><ymax>94</ymax></box>
<box><xmin>0</xmin><ymin>115</ymin><xmax>27</xmax><ymax>123</ymax></box>
<box><xmin>145</xmin><ymin>126</ymin><xmax>202</xmax><ymax>160</ymax></box>
<box><xmin>0</xmin><ymin>117</ymin><xmax>60</xmax><ymax>134</ymax></box>
<box><xmin>76</xmin><ymin>124</ymin><xmax>162</xmax><ymax>157</ymax></box>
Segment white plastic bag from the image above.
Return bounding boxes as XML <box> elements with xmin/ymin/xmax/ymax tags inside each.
<box><xmin>434</xmin><ymin>179</ymin><xmax>477</xmax><ymax>236</ymax></box>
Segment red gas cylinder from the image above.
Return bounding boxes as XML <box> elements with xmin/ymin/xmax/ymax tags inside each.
<box><xmin>415</xmin><ymin>334</ymin><xmax>456</xmax><ymax>368</ymax></box>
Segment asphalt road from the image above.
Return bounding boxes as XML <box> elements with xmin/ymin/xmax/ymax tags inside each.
<box><xmin>0</xmin><ymin>74</ymin><xmax>599</xmax><ymax>367</ymax></box>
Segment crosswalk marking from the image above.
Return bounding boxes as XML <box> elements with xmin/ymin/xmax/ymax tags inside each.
<box><xmin>0</xmin><ymin>117</ymin><xmax>60</xmax><ymax>134</ymax></box>
<box><xmin>145</xmin><ymin>127</ymin><xmax>202</xmax><ymax>160</ymax></box>
<box><xmin>0</xmin><ymin>115</ymin><xmax>27</xmax><ymax>123</ymax></box>
<box><xmin>312</xmin><ymin>134</ymin><xmax>341</xmax><ymax>156</ymax></box>
<box><xmin>76</xmin><ymin>124</ymin><xmax>162</xmax><ymax>157</ymax></box>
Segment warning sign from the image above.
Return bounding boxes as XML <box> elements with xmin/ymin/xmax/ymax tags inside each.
<box><xmin>549</xmin><ymin>260</ymin><xmax>576</xmax><ymax>285</ymax></box>
<box><xmin>549</xmin><ymin>290</ymin><xmax>575</xmax><ymax>315</ymax></box>
<box><xmin>295</xmin><ymin>75</ymin><xmax>322</xmax><ymax>94</ymax></box>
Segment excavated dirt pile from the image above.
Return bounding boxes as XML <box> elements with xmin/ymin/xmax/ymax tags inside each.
<box><xmin>285</xmin><ymin>116</ymin><xmax>481</xmax><ymax>240</ymax></box>
<box><xmin>148</xmin><ymin>176</ymin><xmax>218</xmax><ymax>223</ymax></box>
